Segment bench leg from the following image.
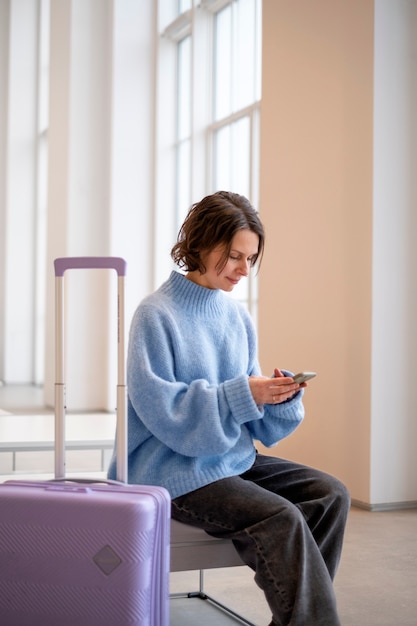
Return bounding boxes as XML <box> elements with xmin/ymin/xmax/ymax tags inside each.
<box><xmin>170</xmin><ymin>569</ymin><xmax>257</xmax><ymax>625</ymax></box>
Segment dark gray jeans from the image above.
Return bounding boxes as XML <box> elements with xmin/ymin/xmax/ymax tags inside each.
<box><xmin>171</xmin><ymin>453</ymin><xmax>350</xmax><ymax>626</ymax></box>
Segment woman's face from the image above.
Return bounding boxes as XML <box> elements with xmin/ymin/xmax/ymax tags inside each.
<box><xmin>187</xmin><ymin>229</ymin><xmax>260</xmax><ymax>291</ymax></box>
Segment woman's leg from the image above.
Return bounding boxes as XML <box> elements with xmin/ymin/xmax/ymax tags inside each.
<box><xmin>171</xmin><ymin>454</ymin><xmax>350</xmax><ymax>626</ymax></box>
<box><xmin>240</xmin><ymin>454</ymin><xmax>350</xmax><ymax>580</ymax></box>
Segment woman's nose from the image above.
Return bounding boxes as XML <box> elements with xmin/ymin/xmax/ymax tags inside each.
<box><xmin>239</xmin><ymin>259</ymin><xmax>250</xmax><ymax>276</ymax></box>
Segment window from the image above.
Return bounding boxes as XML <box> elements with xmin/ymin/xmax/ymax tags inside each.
<box><xmin>156</xmin><ymin>0</ymin><xmax>262</xmax><ymax>318</ymax></box>
<box><xmin>212</xmin><ymin>0</ymin><xmax>261</xmax><ymax>198</ymax></box>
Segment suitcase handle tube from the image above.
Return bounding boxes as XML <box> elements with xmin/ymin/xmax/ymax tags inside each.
<box><xmin>54</xmin><ymin>257</ymin><xmax>127</xmax><ymax>482</ymax></box>
<box><xmin>54</xmin><ymin>258</ymin><xmax>126</xmax><ymax>386</ymax></box>
<box><xmin>54</xmin><ymin>256</ymin><xmax>127</xmax><ymax>277</ymax></box>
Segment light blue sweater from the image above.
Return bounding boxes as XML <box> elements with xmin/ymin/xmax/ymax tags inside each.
<box><xmin>108</xmin><ymin>271</ymin><xmax>304</xmax><ymax>498</ymax></box>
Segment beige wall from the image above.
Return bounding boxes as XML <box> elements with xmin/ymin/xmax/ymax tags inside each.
<box><xmin>258</xmin><ymin>1</ymin><xmax>374</xmax><ymax>504</ymax></box>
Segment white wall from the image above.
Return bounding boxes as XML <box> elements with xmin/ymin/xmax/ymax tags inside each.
<box><xmin>371</xmin><ymin>0</ymin><xmax>417</xmax><ymax>506</ymax></box>
<box><xmin>44</xmin><ymin>0</ymin><xmax>114</xmax><ymax>409</ymax></box>
<box><xmin>1</xmin><ymin>0</ymin><xmax>156</xmax><ymax>408</ymax></box>
<box><xmin>0</xmin><ymin>0</ymin><xmax>9</xmax><ymax>383</ymax></box>
<box><xmin>1</xmin><ymin>0</ymin><xmax>38</xmax><ymax>383</ymax></box>
<box><xmin>41</xmin><ymin>0</ymin><xmax>155</xmax><ymax>410</ymax></box>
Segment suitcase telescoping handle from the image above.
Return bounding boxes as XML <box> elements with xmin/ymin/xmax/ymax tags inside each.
<box><xmin>54</xmin><ymin>257</ymin><xmax>128</xmax><ymax>483</ymax></box>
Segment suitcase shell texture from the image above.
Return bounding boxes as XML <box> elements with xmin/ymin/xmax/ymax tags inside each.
<box><xmin>0</xmin><ymin>481</ymin><xmax>170</xmax><ymax>626</ymax></box>
<box><xmin>0</xmin><ymin>257</ymin><xmax>170</xmax><ymax>626</ymax></box>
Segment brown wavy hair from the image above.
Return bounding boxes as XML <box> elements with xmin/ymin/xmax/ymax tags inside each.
<box><xmin>171</xmin><ymin>191</ymin><xmax>265</xmax><ymax>274</ymax></box>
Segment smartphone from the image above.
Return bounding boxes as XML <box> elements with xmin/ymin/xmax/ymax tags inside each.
<box><xmin>292</xmin><ymin>371</ymin><xmax>317</xmax><ymax>384</ymax></box>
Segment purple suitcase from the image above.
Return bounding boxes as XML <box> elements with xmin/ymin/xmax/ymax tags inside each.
<box><xmin>0</xmin><ymin>257</ymin><xmax>170</xmax><ymax>626</ymax></box>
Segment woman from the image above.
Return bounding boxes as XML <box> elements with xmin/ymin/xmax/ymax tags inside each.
<box><xmin>108</xmin><ymin>191</ymin><xmax>350</xmax><ymax>625</ymax></box>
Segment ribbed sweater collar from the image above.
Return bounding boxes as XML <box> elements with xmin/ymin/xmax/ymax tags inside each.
<box><xmin>161</xmin><ymin>271</ymin><xmax>225</xmax><ymax>317</ymax></box>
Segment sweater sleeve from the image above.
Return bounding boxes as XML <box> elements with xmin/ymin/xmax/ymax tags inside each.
<box><xmin>246</xmin><ymin>391</ymin><xmax>305</xmax><ymax>446</ymax></box>
<box><xmin>240</xmin><ymin>361</ymin><xmax>305</xmax><ymax>445</ymax></box>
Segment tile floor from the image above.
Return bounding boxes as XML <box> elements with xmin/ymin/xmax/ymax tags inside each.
<box><xmin>169</xmin><ymin>507</ymin><xmax>417</xmax><ymax>625</ymax></box>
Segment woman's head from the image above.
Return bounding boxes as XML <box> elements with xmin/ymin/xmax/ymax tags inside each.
<box><xmin>171</xmin><ymin>191</ymin><xmax>265</xmax><ymax>276</ymax></box>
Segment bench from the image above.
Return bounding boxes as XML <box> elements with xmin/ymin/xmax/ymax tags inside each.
<box><xmin>0</xmin><ymin>412</ymin><xmax>115</xmax><ymax>476</ymax></box>
<box><xmin>0</xmin><ymin>439</ymin><xmax>113</xmax><ymax>473</ymax></box>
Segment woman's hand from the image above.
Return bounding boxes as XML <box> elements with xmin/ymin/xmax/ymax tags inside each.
<box><xmin>248</xmin><ymin>368</ymin><xmax>306</xmax><ymax>405</ymax></box>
